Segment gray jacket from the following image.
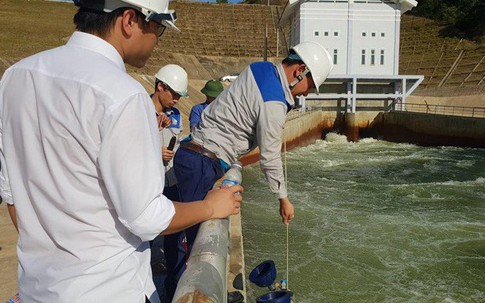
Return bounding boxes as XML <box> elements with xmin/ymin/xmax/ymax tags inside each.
<box><xmin>192</xmin><ymin>63</ymin><xmax>294</xmax><ymax>198</ymax></box>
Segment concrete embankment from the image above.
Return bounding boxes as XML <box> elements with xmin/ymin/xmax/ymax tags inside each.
<box><xmin>276</xmin><ymin>110</ymin><xmax>485</xmax><ymax>153</ymax></box>
<box><xmin>365</xmin><ymin>111</ymin><xmax>485</xmax><ymax>148</ymax></box>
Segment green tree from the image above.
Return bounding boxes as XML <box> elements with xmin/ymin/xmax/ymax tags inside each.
<box><xmin>455</xmin><ymin>1</ymin><xmax>485</xmax><ymax>40</ymax></box>
<box><xmin>409</xmin><ymin>0</ymin><xmax>484</xmax><ymax>41</ymax></box>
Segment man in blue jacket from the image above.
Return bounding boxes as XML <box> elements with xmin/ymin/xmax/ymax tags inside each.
<box><xmin>189</xmin><ymin>80</ymin><xmax>224</xmax><ymax>131</ymax></box>
<box><xmin>170</xmin><ymin>41</ymin><xmax>334</xmax><ymax>296</ymax></box>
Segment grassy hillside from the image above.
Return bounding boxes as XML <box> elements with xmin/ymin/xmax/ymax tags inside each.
<box><xmin>400</xmin><ymin>15</ymin><xmax>484</xmax><ymax>95</ymax></box>
<box><xmin>0</xmin><ymin>0</ymin><xmax>75</xmax><ymax>75</ymax></box>
<box><xmin>1</xmin><ymin>0</ymin><xmax>484</xmax><ymax>96</ymax></box>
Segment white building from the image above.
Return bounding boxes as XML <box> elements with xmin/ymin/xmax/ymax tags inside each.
<box><xmin>279</xmin><ymin>0</ymin><xmax>423</xmax><ymax>112</ymax></box>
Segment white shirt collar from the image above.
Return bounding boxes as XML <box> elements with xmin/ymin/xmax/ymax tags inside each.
<box><xmin>67</xmin><ymin>31</ymin><xmax>126</xmax><ymax>73</ymax></box>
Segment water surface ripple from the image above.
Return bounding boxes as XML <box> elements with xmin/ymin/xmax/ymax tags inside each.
<box><xmin>242</xmin><ymin>134</ymin><xmax>485</xmax><ymax>303</ymax></box>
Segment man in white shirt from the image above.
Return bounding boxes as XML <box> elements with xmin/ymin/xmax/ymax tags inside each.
<box><xmin>0</xmin><ymin>1</ymin><xmax>242</xmax><ymax>302</ymax></box>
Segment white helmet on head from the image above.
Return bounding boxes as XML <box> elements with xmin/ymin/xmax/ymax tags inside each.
<box><xmin>74</xmin><ymin>0</ymin><xmax>179</xmax><ymax>31</ymax></box>
<box><xmin>290</xmin><ymin>41</ymin><xmax>333</xmax><ymax>92</ymax></box>
<box><xmin>155</xmin><ymin>64</ymin><xmax>189</xmax><ymax>97</ymax></box>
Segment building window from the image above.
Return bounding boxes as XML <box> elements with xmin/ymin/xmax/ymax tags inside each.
<box><xmin>371</xmin><ymin>32</ymin><xmax>376</xmax><ymax>37</ymax></box>
<box><xmin>333</xmin><ymin>49</ymin><xmax>338</xmax><ymax>65</ymax></box>
<box><xmin>334</xmin><ymin>31</ymin><xmax>339</xmax><ymax>37</ymax></box>
<box><xmin>380</xmin><ymin>50</ymin><xmax>385</xmax><ymax>65</ymax></box>
<box><xmin>362</xmin><ymin>32</ymin><xmax>366</xmax><ymax>37</ymax></box>
<box><xmin>314</xmin><ymin>31</ymin><xmax>320</xmax><ymax>37</ymax></box>
<box><xmin>324</xmin><ymin>31</ymin><xmax>329</xmax><ymax>37</ymax></box>
<box><xmin>381</xmin><ymin>32</ymin><xmax>385</xmax><ymax>37</ymax></box>
<box><xmin>371</xmin><ymin>49</ymin><xmax>375</xmax><ymax>65</ymax></box>
<box><xmin>361</xmin><ymin>50</ymin><xmax>366</xmax><ymax>65</ymax></box>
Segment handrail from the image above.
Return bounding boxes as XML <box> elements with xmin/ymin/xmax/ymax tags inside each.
<box><xmin>286</xmin><ymin>108</ymin><xmax>319</xmax><ymax>121</ymax></box>
<box><xmin>395</xmin><ymin>102</ymin><xmax>485</xmax><ymax>118</ymax></box>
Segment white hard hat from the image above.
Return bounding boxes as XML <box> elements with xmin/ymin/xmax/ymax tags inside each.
<box><xmin>74</xmin><ymin>0</ymin><xmax>179</xmax><ymax>31</ymax></box>
<box><xmin>291</xmin><ymin>41</ymin><xmax>333</xmax><ymax>90</ymax></box>
<box><xmin>155</xmin><ymin>64</ymin><xmax>189</xmax><ymax>97</ymax></box>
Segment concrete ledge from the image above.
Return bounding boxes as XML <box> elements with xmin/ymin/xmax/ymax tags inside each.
<box><xmin>367</xmin><ymin>111</ymin><xmax>485</xmax><ymax>148</ymax></box>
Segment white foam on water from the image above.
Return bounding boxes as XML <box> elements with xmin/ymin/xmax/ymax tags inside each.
<box><xmin>474</xmin><ymin>177</ymin><xmax>485</xmax><ymax>183</ymax></box>
<box><xmin>243</xmin><ymin>139</ymin><xmax>485</xmax><ymax>303</ymax></box>
<box><xmin>324</xmin><ymin>132</ymin><xmax>348</xmax><ymax>143</ymax></box>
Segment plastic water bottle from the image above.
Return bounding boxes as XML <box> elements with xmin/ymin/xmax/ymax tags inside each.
<box><xmin>280</xmin><ymin>278</ymin><xmax>287</xmax><ymax>290</ymax></box>
<box><xmin>222</xmin><ymin>161</ymin><xmax>242</xmax><ymax>187</ymax></box>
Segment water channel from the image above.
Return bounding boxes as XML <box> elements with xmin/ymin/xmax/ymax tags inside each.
<box><xmin>242</xmin><ymin>134</ymin><xmax>485</xmax><ymax>303</ymax></box>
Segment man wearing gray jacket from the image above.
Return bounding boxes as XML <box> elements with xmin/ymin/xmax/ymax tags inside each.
<box><xmin>169</xmin><ymin>41</ymin><xmax>333</xmax><ymax>295</ymax></box>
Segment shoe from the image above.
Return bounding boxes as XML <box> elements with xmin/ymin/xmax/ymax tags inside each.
<box><xmin>232</xmin><ymin>273</ymin><xmax>243</xmax><ymax>290</ymax></box>
<box><xmin>227</xmin><ymin>290</ymin><xmax>244</xmax><ymax>303</ymax></box>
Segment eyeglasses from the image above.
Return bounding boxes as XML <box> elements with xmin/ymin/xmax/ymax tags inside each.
<box><xmin>163</xmin><ymin>83</ymin><xmax>181</xmax><ymax>99</ymax></box>
<box><xmin>150</xmin><ymin>20</ymin><xmax>166</xmax><ymax>38</ymax></box>
<box><xmin>133</xmin><ymin>10</ymin><xmax>166</xmax><ymax>38</ymax></box>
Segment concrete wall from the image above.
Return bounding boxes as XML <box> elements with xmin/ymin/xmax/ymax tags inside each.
<box><xmin>407</xmin><ymin>94</ymin><xmax>485</xmax><ymax>107</ymax></box>
<box><xmin>365</xmin><ymin>111</ymin><xmax>485</xmax><ymax>148</ymax></box>
<box><xmin>328</xmin><ymin>110</ymin><xmax>485</xmax><ymax>148</ymax></box>
<box><xmin>242</xmin><ymin>108</ymin><xmax>485</xmax><ymax>166</ymax></box>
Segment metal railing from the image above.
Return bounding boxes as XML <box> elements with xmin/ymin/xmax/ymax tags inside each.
<box><xmin>286</xmin><ymin>107</ymin><xmax>320</xmax><ymax>121</ymax></box>
<box><xmin>397</xmin><ymin>102</ymin><xmax>485</xmax><ymax>118</ymax></box>
<box><xmin>288</xmin><ymin>102</ymin><xmax>485</xmax><ymax>119</ymax></box>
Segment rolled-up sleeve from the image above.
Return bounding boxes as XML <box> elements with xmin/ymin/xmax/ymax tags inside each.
<box><xmin>0</xmin><ymin>106</ymin><xmax>13</xmax><ymax>205</ymax></box>
<box><xmin>98</xmin><ymin>93</ymin><xmax>175</xmax><ymax>241</ymax></box>
<box><xmin>0</xmin><ymin>145</ymin><xmax>13</xmax><ymax>205</ymax></box>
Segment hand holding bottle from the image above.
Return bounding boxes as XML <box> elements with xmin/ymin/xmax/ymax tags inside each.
<box><xmin>221</xmin><ymin>161</ymin><xmax>243</xmax><ymax>195</ymax></box>
<box><xmin>204</xmin><ymin>185</ymin><xmax>244</xmax><ymax>218</ymax></box>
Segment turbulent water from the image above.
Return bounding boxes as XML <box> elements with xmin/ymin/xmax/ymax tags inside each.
<box><xmin>242</xmin><ymin>134</ymin><xmax>485</xmax><ymax>303</ymax></box>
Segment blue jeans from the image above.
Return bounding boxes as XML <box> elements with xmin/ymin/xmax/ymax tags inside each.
<box><xmin>163</xmin><ymin>147</ymin><xmax>223</xmax><ymax>302</ymax></box>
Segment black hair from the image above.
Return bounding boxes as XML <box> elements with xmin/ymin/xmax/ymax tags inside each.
<box><xmin>282</xmin><ymin>49</ymin><xmax>305</xmax><ymax>66</ymax></box>
<box><xmin>73</xmin><ymin>7</ymin><xmax>149</xmax><ymax>38</ymax></box>
<box><xmin>283</xmin><ymin>49</ymin><xmax>313</xmax><ymax>80</ymax></box>
<box><xmin>154</xmin><ymin>79</ymin><xmax>162</xmax><ymax>92</ymax></box>
<box><xmin>73</xmin><ymin>7</ymin><xmax>123</xmax><ymax>37</ymax></box>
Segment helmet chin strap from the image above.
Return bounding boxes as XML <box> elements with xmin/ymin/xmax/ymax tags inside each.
<box><xmin>288</xmin><ymin>67</ymin><xmax>310</xmax><ymax>90</ymax></box>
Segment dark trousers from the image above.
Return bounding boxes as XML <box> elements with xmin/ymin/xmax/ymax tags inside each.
<box><xmin>163</xmin><ymin>148</ymin><xmax>224</xmax><ymax>302</ymax></box>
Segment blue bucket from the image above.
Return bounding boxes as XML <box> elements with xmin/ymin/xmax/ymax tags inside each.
<box><xmin>256</xmin><ymin>291</ymin><xmax>293</xmax><ymax>303</ymax></box>
<box><xmin>249</xmin><ymin>260</ymin><xmax>276</xmax><ymax>287</ymax></box>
